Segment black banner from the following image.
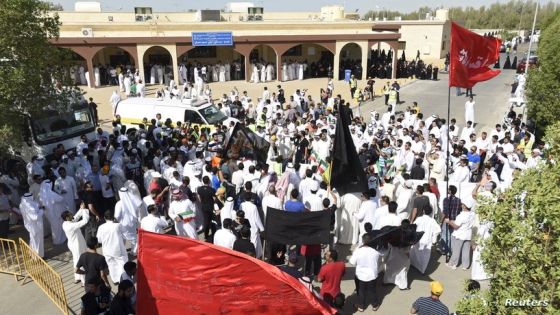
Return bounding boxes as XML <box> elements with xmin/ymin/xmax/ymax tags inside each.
<box><xmin>264</xmin><ymin>207</ymin><xmax>334</xmax><ymax>245</ymax></box>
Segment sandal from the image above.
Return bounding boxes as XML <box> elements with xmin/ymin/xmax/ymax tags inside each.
<box><xmin>353</xmin><ymin>304</ymin><xmax>365</xmax><ymax>312</ymax></box>
<box><xmin>372</xmin><ymin>305</ymin><xmax>380</xmax><ymax>311</ymax></box>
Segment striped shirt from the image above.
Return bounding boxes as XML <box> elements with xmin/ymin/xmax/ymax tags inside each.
<box><xmin>412</xmin><ymin>297</ymin><xmax>450</xmax><ymax>315</ymax></box>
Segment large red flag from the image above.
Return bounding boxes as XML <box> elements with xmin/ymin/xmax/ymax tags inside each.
<box><xmin>136</xmin><ymin>230</ymin><xmax>336</xmax><ymax>315</ymax></box>
<box><xmin>449</xmin><ymin>22</ymin><xmax>501</xmax><ymax>88</ymax></box>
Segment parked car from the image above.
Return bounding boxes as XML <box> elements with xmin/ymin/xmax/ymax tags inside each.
<box><xmin>517</xmin><ymin>56</ymin><xmax>538</xmax><ymax>73</ymax></box>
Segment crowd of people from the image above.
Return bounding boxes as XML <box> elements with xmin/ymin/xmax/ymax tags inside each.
<box><xmin>3</xmin><ymin>70</ymin><xmax>547</xmax><ymax>314</ymax></box>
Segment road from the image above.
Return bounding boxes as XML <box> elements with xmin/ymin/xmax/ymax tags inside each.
<box><xmin>356</xmin><ymin>68</ymin><xmax>518</xmax><ymax>134</ymax></box>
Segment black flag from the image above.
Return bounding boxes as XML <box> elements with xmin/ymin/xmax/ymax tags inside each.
<box><xmin>224</xmin><ymin>123</ymin><xmax>270</xmax><ymax>164</ymax></box>
<box><xmin>265</xmin><ymin>207</ymin><xmax>334</xmax><ymax>245</ymax></box>
<box><xmin>331</xmin><ymin>104</ymin><xmax>368</xmax><ymax>195</ymax></box>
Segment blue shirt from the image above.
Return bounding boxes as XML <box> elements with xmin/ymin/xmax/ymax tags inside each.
<box><xmin>284</xmin><ymin>200</ymin><xmax>305</xmax><ymax>213</ymax></box>
<box><xmin>467</xmin><ymin>152</ymin><xmax>481</xmax><ymax>164</ymax></box>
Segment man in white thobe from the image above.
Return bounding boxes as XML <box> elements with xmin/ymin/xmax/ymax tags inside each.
<box><xmin>261</xmin><ymin>186</ymin><xmax>283</xmax><ymax>220</ymax></box>
<box><xmin>62</xmin><ymin>207</ymin><xmax>89</xmax><ymax>284</ymax></box>
<box><xmin>464</xmin><ymin>97</ymin><xmax>475</xmax><ymax>125</ymax></box>
<box><xmin>452</xmin><ymin>158</ymin><xmax>471</xmax><ymax>183</ymax></box>
<box><xmin>140</xmin><ymin>204</ymin><xmax>168</xmax><ymax>234</ymax></box>
<box><xmin>39</xmin><ymin>180</ymin><xmax>67</xmax><ymax>245</ymax></box>
<box><xmin>240</xmin><ymin>195</ymin><xmax>264</xmax><ymax>258</ymax></box>
<box><xmin>410</xmin><ymin>206</ymin><xmax>441</xmax><ymax>274</ymax></box>
<box><xmin>54</xmin><ymin>167</ymin><xmax>78</xmax><ymax>214</ymax></box>
<box><xmin>299</xmin><ymin>170</ymin><xmax>319</xmax><ymax>201</ymax></box>
<box><xmin>168</xmin><ymin>190</ymin><xmax>198</xmax><ymax>239</ymax></box>
<box><xmin>114</xmin><ymin>187</ymin><xmax>142</xmax><ymax>255</ymax></box>
<box><xmin>379</xmin><ymin>201</ymin><xmax>402</xmax><ymax>228</ymax></box>
<box><xmin>303</xmin><ymin>182</ymin><xmax>324</xmax><ymax>212</ymax></box>
<box><xmin>213</xmin><ymin>218</ymin><xmax>236</xmax><ymax>249</ymax></box>
<box><xmin>20</xmin><ymin>193</ymin><xmax>45</xmax><ymax>257</ymax></box>
<box><xmin>353</xmin><ymin>190</ymin><xmax>378</xmax><ymax>240</ymax></box>
<box><xmin>337</xmin><ymin>192</ymin><xmax>362</xmax><ymax>245</ymax></box>
<box><xmin>97</xmin><ymin>211</ymin><xmax>128</xmax><ymax>284</ymax></box>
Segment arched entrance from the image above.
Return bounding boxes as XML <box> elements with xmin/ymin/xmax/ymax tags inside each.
<box><xmin>280</xmin><ymin>43</ymin><xmax>334</xmax><ymax>81</ymax></box>
<box><xmin>63</xmin><ymin>49</ymin><xmax>87</xmax><ymax>86</ymax></box>
<box><xmin>367</xmin><ymin>43</ymin><xmax>395</xmax><ymax>79</ymax></box>
<box><xmin>143</xmin><ymin>46</ymin><xmax>173</xmax><ymax>85</ymax></box>
<box><xmin>92</xmin><ymin>47</ymin><xmax>136</xmax><ymax>86</ymax></box>
<box><xmin>248</xmin><ymin>44</ymin><xmax>277</xmax><ymax>82</ymax></box>
<box><xmin>178</xmin><ymin>47</ymin><xmax>245</xmax><ymax>84</ymax></box>
<box><xmin>339</xmin><ymin>43</ymin><xmax>363</xmax><ymax>80</ymax></box>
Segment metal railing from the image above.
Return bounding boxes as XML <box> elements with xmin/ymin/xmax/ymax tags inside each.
<box><xmin>0</xmin><ymin>238</ymin><xmax>23</xmax><ymax>281</ymax></box>
<box><xmin>19</xmin><ymin>238</ymin><xmax>69</xmax><ymax>315</ymax></box>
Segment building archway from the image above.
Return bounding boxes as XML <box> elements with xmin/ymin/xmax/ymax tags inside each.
<box><xmin>63</xmin><ymin>49</ymin><xmax>88</xmax><ymax>86</ymax></box>
<box><xmin>143</xmin><ymin>46</ymin><xmax>173</xmax><ymax>85</ymax></box>
<box><xmin>280</xmin><ymin>43</ymin><xmax>334</xmax><ymax>81</ymax></box>
<box><xmin>91</xmin><ymin>47</ymin><xmax>136</xmax><ymax>86</ymax></box>
<box><xmin>339</xmin><ymin>42</ymin><xmax>363</xmax><ymax>80</ymax></box>
<box><xmin>177</xmin><ymin>47</ymin><xmax>245</xmax><ymax>84</ymax></box>
<box><xmin>248</xmin><ymin>44</ymin><xmax>277</xmax><ymax>82</ymax></box>
<box><xmin>367</xmin><ymin>43</ymin><xmax>396</xmax><ymax>79</ymax></box>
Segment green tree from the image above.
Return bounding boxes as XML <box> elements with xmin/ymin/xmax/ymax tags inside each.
<box><xmin>525</xmin><ymin>13</ymin><xmax>560</xmax><ymax>133</ymax></box>
<box><xmin>0</xmin><ymin>0</ymin><xmax>78</xmax><ymax>150</ymax></box>
<box><xmin>363</xmin><ymin>1</ymin><xmax>559</xmax><ymax>30</ymax></box>
<box><xmin>455</xmin><ymin>122</ymin><xmax>560</xmax><ymax>314</ymax></box>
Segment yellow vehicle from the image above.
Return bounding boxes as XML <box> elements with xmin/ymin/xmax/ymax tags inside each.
<box><xmin>114</xmin><ymin>98</ymin><xmax>238</xmax><ymax>131</ymax></box>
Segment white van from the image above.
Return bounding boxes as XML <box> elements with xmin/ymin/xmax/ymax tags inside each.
<box><xmin>18</xmin><ymin>99</ymin><xmax>96</xmax><ymax>160</ymax></box>
<box><xmin>114</xmin><ymin>98</ymin><xmax>237</xmax><ymax>130</ymax></box>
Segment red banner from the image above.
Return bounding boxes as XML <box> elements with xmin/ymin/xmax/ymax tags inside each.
<box><xmin>137</xmin><ymin>230</ymin><xmax>336</xmax><ymax>315</ymax></box>
<box><xmin>449</xmin><ymin>22</ymin><xmax>501</xmax><ymax>88</ymax></box>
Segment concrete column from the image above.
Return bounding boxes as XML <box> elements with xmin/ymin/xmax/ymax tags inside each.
<box><xmin>169</xmin><ymin>44</ymin><xmax>179</xmax><ymax>84</ymax></box>
<box><xmin>333</xmin><ymin>44</ymin><xmax>340</xmax><ymax>81</ymax></box>
<box><xmin>136</xmin><ymin>45</ymin><xmax>145</xmax><ymax>84</ymax></box>
<box><xmin>245</xmin><ymin>62</ymin><xmax>251</xmax><ymax>82</ymax></box>
<box><xmin>276</xmin><ymin>54</ymin><xmax>282</xmax><ymax>82</ymax></box>
<box><xmin>86</xmin><ymin>57</ymin><xmax>95</xmax><ymax>88</ymax></box>
<box><xmin>361</xmin><ymin>45</ymin><xmax>369</xmax><ymax>80</ymax></box>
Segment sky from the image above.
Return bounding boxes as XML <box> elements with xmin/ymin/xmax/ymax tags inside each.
<box><xmin>54</xmin><ymin>0</ymin><xmax>554</xmax><ymax>13</ymax></box>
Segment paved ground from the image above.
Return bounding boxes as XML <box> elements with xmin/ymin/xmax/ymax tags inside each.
<box><xmin>0</xmin><ymin>51</ymin><xmax>525</xmax><ymax>314</ymax></box>
<box><xmin>359</xmin><ymin>67</ymin><xmax>519</xmax><ymax>132</ymax></box>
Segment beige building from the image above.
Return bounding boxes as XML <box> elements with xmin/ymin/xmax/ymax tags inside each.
<box><xmin>52</xmin><ymin>4</ymin><xmax>449</xmax><ymax>86</ymax></box>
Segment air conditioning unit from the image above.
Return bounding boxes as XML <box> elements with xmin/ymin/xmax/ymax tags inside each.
<box><xmin>81</xmin><ymin>28</ymin><xmax>93</xmax><ymax>37</ymax></box>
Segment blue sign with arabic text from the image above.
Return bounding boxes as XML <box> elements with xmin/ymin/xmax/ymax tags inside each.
<box><xmin>192</xmin><ymin>32</ymin><xmax>233</xmax><ymax>46</ymax></box>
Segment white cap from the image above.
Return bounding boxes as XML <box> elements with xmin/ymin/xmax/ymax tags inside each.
<box><xmin>462</xmin><ymin>198</ymin><xmax>475</xmax><ymax>209</ymax></box>
<box><xmin>310</xmin><ymin>180</ymin><xmax>319</xmax><ymax>192</ymax></box>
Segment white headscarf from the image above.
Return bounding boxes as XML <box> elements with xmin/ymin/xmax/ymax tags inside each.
<box><xmin>118</xmin><ymin>187</ymin><xmax>142</xmax><ymax>221</ymax></box>
<box><xmin>220</xmin><ymin>197</ymin><xmax>235</xmax><ymax>225</ymax></box>
<box><xmin>20</xmin><ymin>193</ymin><xmax>41</xmax><ymax>231</ymax></box>
<box><xmin>39</xmin><ymin>180</ymin><xmax>62</xmax><ymax>209</ymax></box>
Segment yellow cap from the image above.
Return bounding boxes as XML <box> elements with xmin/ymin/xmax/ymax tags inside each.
<box><xmin>430</xmin><ymin>281</ymin><xmax>444</xmax><ymax>296</ymax></box>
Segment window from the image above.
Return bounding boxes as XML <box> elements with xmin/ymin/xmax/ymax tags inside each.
<box><xmin>184</xmin><ymin>110</ymin><xmax>204</xmax><ymax>124</ymax></box>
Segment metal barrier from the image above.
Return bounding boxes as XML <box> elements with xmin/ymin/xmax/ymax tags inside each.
<box><xmin>19</xmin><ymin>238</ymin><xmax>69</xmax><ymax>315</ymax></box>
<box><xmin>0</xmin><ymin>238</ymin><xmax>23</xmax><ymax>281</ymax></box>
